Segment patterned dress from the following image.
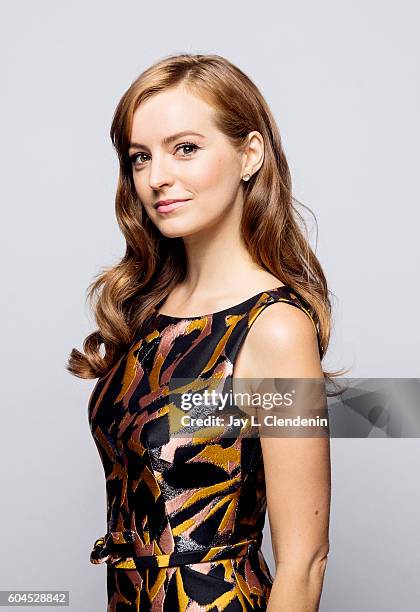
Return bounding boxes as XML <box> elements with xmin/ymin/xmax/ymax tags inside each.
<box><xmin>88</xmin><ymin>284</ymin><xmax>319</xmax><ymax>611</ymax></box>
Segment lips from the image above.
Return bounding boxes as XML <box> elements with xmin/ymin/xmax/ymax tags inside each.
<box><xmin>155</xmin><ymin>199</ymin><xmax>191</xmax><ymax>213</ymax></box>
<box><xmin>154</xmin><ymin>198</ymin><xmax>189</xmax><ymax>209</ymax></box>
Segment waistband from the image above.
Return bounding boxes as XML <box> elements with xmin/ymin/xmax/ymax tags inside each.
<box><xmin>90</xmin><ymin>530</ymin><xmax>263</xmax><ymax>569</ymax></box>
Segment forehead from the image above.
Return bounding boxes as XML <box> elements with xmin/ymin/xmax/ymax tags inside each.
<box><xmin>131</xmin><ymin>85</ymin><xmax>217</xmax><ymax>143</ymax></box>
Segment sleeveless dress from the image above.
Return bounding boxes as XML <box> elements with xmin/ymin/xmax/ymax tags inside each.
<box><xmin>88</xmin><ymin>284</ymin><xmax>319</xmax><ymax>611</ymax></box>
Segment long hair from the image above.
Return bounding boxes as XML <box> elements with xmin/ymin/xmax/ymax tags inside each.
<box><xmin>67</xmin><ymin>52</ymin><xmax>348</xmax><ymax>387</ymax></box>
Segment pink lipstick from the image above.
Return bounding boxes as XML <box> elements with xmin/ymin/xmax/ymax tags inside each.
<box><xmin>155</xmin><ymin>198</ymin><xmax>191</xmax><ymax>213</ymax></box>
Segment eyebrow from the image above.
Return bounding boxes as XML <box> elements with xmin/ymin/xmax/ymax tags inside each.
<box><xmin>128</xmin><ymin>130</ymin><xmax>206</xmax><ymax>150</ymax></box>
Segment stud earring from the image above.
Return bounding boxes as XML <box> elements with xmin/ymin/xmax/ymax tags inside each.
<box><xmin>242</xmin><ymin>173</ymin><xmax>251</xmax><ymax>181</ymax></box>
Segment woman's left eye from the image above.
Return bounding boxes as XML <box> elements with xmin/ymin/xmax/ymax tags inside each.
<box><xmin>175</xmin><ymin>142</ymin><xmax>200</xmax><ymax>156</ymax></box>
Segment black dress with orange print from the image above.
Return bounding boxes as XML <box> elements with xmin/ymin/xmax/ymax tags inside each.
<box><xmin>88</xmin><ymin>285</ymin><xmax>319</xmax><ymax>611</ymax></box>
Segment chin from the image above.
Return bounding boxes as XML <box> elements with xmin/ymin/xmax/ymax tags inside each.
<box><xmin>155</xmin><ymin>219</ymin><xmax>212</xmax><ymax>239</ymax></box>
<box><xmin>157</xmin><ymin>226</ymin><xmax>197</xmax><ymax>239</ymax></box>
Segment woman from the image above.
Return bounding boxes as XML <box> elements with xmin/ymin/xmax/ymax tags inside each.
<box><xmin>68</xmin><ymin>53</ymin><xmax>340</xmax><ymax>611</ymax></box>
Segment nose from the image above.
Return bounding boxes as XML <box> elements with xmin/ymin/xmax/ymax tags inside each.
<box><xmin>148</xmin><ymin>154</ymin><xmax>174</xmax><ymax>191</ymax></box>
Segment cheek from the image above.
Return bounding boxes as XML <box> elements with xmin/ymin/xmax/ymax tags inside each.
<box><xmin>132</xmin><ymin>175</ymin><xmax>146</xmax><ymax>198</ymax></box>
<box><xmin>190</xmin><ymin>155</ymin><xmax>238</xmax><ymax>197</ymax></box>
<box><xmin>191</xmin><ymin>156</ymin><xmax>223</xmax><ymax>188</ymax></box>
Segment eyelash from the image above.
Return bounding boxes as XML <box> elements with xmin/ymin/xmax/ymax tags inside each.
<box><xmin>129</xmin><ymin>142</ymin><xmax>200</xmax><ymax>167</ymax></box>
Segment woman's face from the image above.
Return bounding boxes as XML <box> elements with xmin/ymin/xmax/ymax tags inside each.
<box><xmin>128</xmin><ymin>84</ymin><xmax>245</xmax><ymax>238</ymax></box>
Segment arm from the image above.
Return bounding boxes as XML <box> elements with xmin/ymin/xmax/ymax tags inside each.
<box><xmin>242</xmin><ymin>303</ymin><xmax>331</xmax><ymax>611</ymax></box>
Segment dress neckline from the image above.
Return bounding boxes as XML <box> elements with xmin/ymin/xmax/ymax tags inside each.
<box><xmin>154</xmin><ymin>284</ymin><xmax>291</xmax><ymax>321</ymax></box>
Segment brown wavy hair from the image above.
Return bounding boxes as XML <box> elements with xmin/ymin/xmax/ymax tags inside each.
<box><xmin>67</xmin><ymin>52</ymin><xmax>348</xmax><ymax>389</ymax></box>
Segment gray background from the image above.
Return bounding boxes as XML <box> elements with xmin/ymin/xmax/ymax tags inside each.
<box><xmin>1</xmin><ymin>1</ymin><xmax>419</xmax><ymax>610</ymax></box>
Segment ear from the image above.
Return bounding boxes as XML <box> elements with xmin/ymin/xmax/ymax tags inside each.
<box><xmin>241</xmin><ymin>131</ymin><xmax>264</xmax><ymax>179</ymax></box>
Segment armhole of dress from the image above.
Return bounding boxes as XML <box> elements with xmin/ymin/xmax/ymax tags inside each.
<box><xmin>231</xmin><ymin>296</ymin><xmax>321</xmax><ymax>370</ymax></box>
<box><xmin>249</xmin><ymin>297</ymin><xmax>318</xmax><ymax>337</ymax></box>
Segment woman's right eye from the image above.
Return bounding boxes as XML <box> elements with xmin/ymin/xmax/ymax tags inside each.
<box><xmin>129</xmin><ymin>152</ymin><xmax>149</xmax><ymax>166</ymax></box>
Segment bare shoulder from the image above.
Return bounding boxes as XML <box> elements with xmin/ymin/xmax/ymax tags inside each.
<box><xmin>237</xmin><ymin>301</ymin><xmax>322</xmax><ymax>379</ymax></box>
